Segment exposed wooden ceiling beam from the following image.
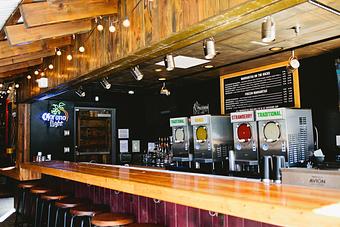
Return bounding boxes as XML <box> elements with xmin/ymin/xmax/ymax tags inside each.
<box><xmin>0</xmin><ymin>36</ymin><xmax>71</xmax><ymax>60</ymax></box>
<box><xmin>20</xmin><ymin>0</ymin><xmax>117</xmax><ymax>28</ymax></box>
<box><xmin>0</xmin><ymin>58</ymin><xmax>42</xmax><ymax>73</ymax></box>
<box><xmin>0</xmin><ymin>50</ymin><xmax>55</xmax><ymax>67</ymax></box>
<box><xmin>5</xmin><ymin>20</ymin><xmax>91</xmax><ymax>45</ymax></box>
<box><xmin>0</xmin><ymin>68</ymin><xmax>30</xmax><ymax>79</ymax></box>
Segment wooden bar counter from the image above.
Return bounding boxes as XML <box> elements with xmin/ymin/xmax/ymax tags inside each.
<box><xmin>22</xmin><ymin>161</ymin><xmax>340</xmax><ymax>227</ymax></box>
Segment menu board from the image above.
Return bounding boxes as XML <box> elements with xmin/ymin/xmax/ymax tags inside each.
<box><xmin>336</xmin><ymin>58</ymin><xmax>340</xmax><ymax>112</ymax></box>
<box><xmin>220</xmin><ymin>62</ymin><xmax>300</xmax><ymax>114</ymax></box>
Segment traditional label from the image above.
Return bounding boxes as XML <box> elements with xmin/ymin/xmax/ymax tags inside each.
<box><xmin>256</xmin><ymin>108</ymin><xmax>284</xmax><ymax>120</ymax></box>
<box><xmin>169</xmin><ymin>117</ymin><xmax>188</xmax><ymax>127</ymax></box>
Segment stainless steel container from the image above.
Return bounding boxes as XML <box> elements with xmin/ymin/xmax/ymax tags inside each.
<box><xmin>256</xmin><ymin>108</ymin><xmax>314</xmax><ymax>167</ymax></box>
<box><xmin>190</xmin><ymin>115</ymin><xmax>233</xmax><ymax>163</ymax></box>
<box><xmin>169</xmin><ymin>117</ymin><xmax>193</xmax><ymax>162</ymax></box>
<box><xmin>230</xmin><ymin>111</ymin><xmax>259</xmax><ymax>166</ymax></box>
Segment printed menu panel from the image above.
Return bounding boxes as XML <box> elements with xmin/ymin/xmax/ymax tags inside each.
<box><xmin>220</xmin><ymin>63</ymin><xmax>300</xmax><ymax>114</ymax></box>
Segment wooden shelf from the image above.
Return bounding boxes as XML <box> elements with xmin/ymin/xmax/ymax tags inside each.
<box><xmin>22</xmin><ymin>161</ymin><xmax>340</xmax><ymax>227</ymax></box>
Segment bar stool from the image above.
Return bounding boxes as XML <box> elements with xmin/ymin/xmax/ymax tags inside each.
<box><xmin>15</xmin><ymin>182</ymin><xmax>38</xmax><ymax>226</ymax></box>
<box><xmin>39</xmin><ymin>192</ymin><xmax>69</xmax><ymax>227</ymax></box>
<box><xmin>91</xmin><ymin>213</ymin><xmax>134</xmax><ymax>227</ymax></box>
<box><xmin>30</xmin><ymin>186</ymin><xmax>52</xmax><ymax>227</ymax></box>
<box><xmin>54</xmin><ymin>197</ymin><xmax>89</xmax><ymax>227</ymax></box>
<box><xmin>69</xmin><ymin>204</ymin><xmax>109</xmax><ymax>227</ymax></box>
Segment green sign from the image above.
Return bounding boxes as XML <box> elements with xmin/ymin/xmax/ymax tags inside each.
<box><xmin>257</xmin><ymin>111</ymin><xmax>282</xmax><ymax>118</ymax></box>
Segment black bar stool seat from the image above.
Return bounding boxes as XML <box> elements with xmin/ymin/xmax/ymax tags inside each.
<box><xmin>91</xmin><ymin>212</ymin><xmax>134</xmax><ymax>226</ymax></box>
<box><xmin>39</xmin><ymin>192</ymin><xmax>69</xmax><ymax>227</ymax></box>
<box><xmin>69</xmin><ymin>204</ymin><xmax>109</xmax><ymax>227</ymax></box>
<box><xmin>15</xmin><ymin>182</ymin><xmax>39</xmax><ymax>226</ymax></box>
<box><xmin>30</xmin><ymin>186</ymin><xmax>52</xmax><ymax>227</ymax></box>
<box><xmin>54</xmin><ymin>198</ymin><xmax>89</xmax><ymax>227</ymax></box>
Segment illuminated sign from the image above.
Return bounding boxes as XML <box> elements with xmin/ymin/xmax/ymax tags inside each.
<box><xmin>256</xmin><ymin>108</ymin><xmax>284</xmax><ymax>121</ymax></box>
<box><xmin>230</xmin><ymin>111</ymin><xmax>254</xmax><ymax>123</ymax></box>
<box><xmin>169</xmin><ymin>117</ymin><xmax>188</xmax><ymax>127</ymax></box>
<box><xmin>42</xmin><ymin>102</ymin><xmax>69</xmax><ymax>128</ymax></box>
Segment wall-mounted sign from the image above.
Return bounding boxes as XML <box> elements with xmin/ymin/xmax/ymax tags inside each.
<box><xmin>220</xmin><ymin>61</ymin><xmax>300</xmax><ymax>114</ymax></box>
<box><xmin>41</xmin><ymin>102</ymin><xmax>69</xmax><ymax>128</ymax></box>
<box><xmin>336</xmin><ymin>58</ymin><xmax>340</xmax><ymax>112</ymax></box>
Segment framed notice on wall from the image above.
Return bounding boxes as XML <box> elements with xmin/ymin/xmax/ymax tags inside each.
<box><xmin>220</xmin><ymin>61</ymin><xmax>300</xmax><ymax>114</ymax></box>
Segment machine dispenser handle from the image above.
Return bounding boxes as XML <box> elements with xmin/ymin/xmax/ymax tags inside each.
<box><xmin>273</xmin><ymin>155</ymin><xmax>285</xmax><ymax>184</ymax></box>
<box><xmin>261</xmin><ymin>156</ymin><xmax>273</xmax><ymax>183</ymax></box>
<box><xmin>228</xmin><ymin>150</ymin><xmax>236</xmax><ymax>171</ymax></box>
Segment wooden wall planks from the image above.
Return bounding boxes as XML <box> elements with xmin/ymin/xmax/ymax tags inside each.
<box><xmin>16</xmin><ymin>0</ymin><xmax>297</xmax><ymax>102</ymax></box>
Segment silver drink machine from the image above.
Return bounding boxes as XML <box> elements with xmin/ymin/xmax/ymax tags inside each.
<box><xmin>256</xmin><ymin>108</ymin><xmax>314</xmax><ymax>167</ymax></box>
<box><xmin>169</xmin><ymin>117</ymin><xmax>193</xmax><ymax>162</ymax></box>
<box><xmin>230</xmin><ymin>111</ymin><xmax>259</xmax><ymax>170</ymax></box>
<box><xmin>190</xmin><ymin>115</ymin><xmax>233</xmax><ymax>163</ymax></box>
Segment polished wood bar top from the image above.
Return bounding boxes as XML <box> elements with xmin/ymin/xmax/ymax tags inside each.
<box><xmin>0</xmin><ymin>166</ymin><xmax>41</xmax><ymax>181</ymax></box>
<box><xmin>22</xmin><ymin>161</ymin><xmax>340</xmax><ymax>227</ymax></box>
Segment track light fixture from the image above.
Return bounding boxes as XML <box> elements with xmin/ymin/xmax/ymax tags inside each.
<box><xmin>160</xmin><ymin>82</ymin><xmax>171</xmax><ymax>96</ymax></box>
<box><xmin>164</xmin><ymin>54</ymin><xmax>175</xmax><ymax>71</ymax></box>
<box><xmin>100</xmin><ymin>78</ymin><xmax>111</xmax><ymax>89</ymax></box>
<box><xmin>287</xmin><ymin>50</ymin><xmax>300</xmax><ymax>71</ymax></box>
<box><xmin>261</xmin><ymin>16</ymin><xmax>276</xmax><ymax>43</ymax></box>
<box><xmin>130</xmin><ymin>65</ymin><xmax>144</xmax><ymax>81</ymax></box>
<box><xmin>75</xmin><ymin>87</ymin><xmax>86</xmax><ymax>97</ymax></box>
<box><xmin>203</xmin><ymin>37</ymin><xmax>216</xmax><ymax>60</ymax></box>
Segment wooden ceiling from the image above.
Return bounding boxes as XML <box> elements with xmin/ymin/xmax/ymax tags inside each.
<box><xmin>0</xmin><ymin>0</ymin><xmax>117</xmax><ymax>81</ymax></box>
<box><xmin>97</xmin><ymin>1</ymin><xmax>340</xmax><ymax>90</ymax></box>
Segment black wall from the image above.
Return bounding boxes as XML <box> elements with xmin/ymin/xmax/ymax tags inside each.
<box><xmin>29</xmin><ymin>51</ymin><xmax>340</xmax><ymax>162</ymax></box>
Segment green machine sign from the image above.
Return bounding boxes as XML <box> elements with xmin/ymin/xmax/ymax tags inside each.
<box><xmin>170</xmin><ymin>117</ymin><xmax>188</xmax><ymax>127</ymax></box>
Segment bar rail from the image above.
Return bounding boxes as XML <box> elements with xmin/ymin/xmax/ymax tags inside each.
<box><xmin>22</xmin><ymin>161</ymin><xmax>340</xmax><ymax>227</ymax></box>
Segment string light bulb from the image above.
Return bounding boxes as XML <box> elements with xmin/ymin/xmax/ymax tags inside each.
<box><xmin>0</xmin><ymin>83</ymin><xmax>3</xmax><ymax>88</ymax></box>
<box><xmin>15</xmin><ymin>84</ymin><xmax>19</xmax><ymax>88</ymax></box>
<box><xmin>48</xmin><ymin>64</ymin><xmax>54</xmax><ymax>70</ymax></box>
<box><xmin>27</xmin><ymin>75</ymin><xmax>31</xmax><ymax>80</ymax></box>
<box><xmin>109</xmin><ymin>22</ymin><xmax>116</xmax><ymax>33</ymax></box>
<box><xmin>67</xmin><ymin>54</ymin><xmax>73</xmax><ymax>61</ymax></box>
<box><xmin>41</xmin><ymin>71</ymin><xmax>45</xmax><ymax>77</ymax></box>
<box><xmin>122</xmin><ymin>18</ymin><xmax>130</xmax><ymax>28</ymax></box>
<box><xmin>56</xmin><ymin>49</ymin><xmax>62</xmax><ymax>56</ymax></box>
<box><xmin>34</xmin><ymin>70</ymin><xmax>39</xmax><ymax>75</ymax></box>
<box><xmin>97</xmin><ymin>23</ymin><xmax>104</xmax><ymax>31</ymax></box>
<box><xmin>79</xmin><ymin>46</ymin><xmax>85</xmax><ymax>53</ymax></box>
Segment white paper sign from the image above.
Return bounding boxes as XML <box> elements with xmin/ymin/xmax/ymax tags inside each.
<box><xmin>119</xmin><ymin>140</ymin><xmax>129</xmax><ymax>153</ymax></box>
<box><xmin>118</xmin><ymin>129</ymin><xmax>129</xmax><ymax>139</ymax></box>
<box><xmin>132</xmin><ymin>140</ymin><xmax>140</xmax><ymax>153</ymax></box>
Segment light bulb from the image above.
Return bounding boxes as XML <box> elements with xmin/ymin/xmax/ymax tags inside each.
<box><xmin>7</xmin><ymin>90</ymin><xmax>10</xmax><ymax>94</ymax></box>
<box><xmin>41</xmin><ymin>71</ymin><xmax>45</xmax><ymax>77</ymax></box>
<box><xmin>48</xmin><ymin>64</ymin><xmax>54</xmax><ymax>70</ymax></box>
<box><xmin>122</xmin><ymin>18</ymin><xmax>130</xmax><ymax>28</ymax></box>
<box><xmin>78</xmin><ymin>46</ymin><xmax>85</xmax><ymax>53</ymax></box>
<box><xmin>0</xmin><ymin>83</ymin><xmax>3</xmax><ymax>88</ymax></box>
<box><xmin>97</xmin><ymin>24</ymin><xmax>104</xmax><ymax>31</ymax></box>
<box><xmin>109</xmin><ymin>24</ymin><xmax>116</xmax><ymax>33</ymax></box>
<box><xmin>56</xmin><ymin>50</ymin><xmax>62</xmax><ymax>56</ymax></box>
<box><xmin>27</xmin><ymin>75</ymin><xmax>31</xmax><ymax>80</ymax></box>
<box><xmin>34</xmin><ymin>70</ymin><xmax>39</xmax><ymax>75</ymax></box>
<box><xmin>15</xmin><ymin>84</ymin><xmax>19</xmax><ymax>88</ymax></box>
<box><xmin>128</xmin><ymin>90</ymin><xmax>134</xmax><ymax>95</ymax></box>
<box><xmin>67</xmin><ymin>54</ymin><xmax>73</xmax><ymax>61</ymax></box>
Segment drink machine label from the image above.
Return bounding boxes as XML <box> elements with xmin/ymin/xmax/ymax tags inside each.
<box><xmin>170</xmin><ymin>117</ymin><xmax>188</xmax><ymax>127</ymax></box>
<box><xmin>256</xmin><ymin>108</ymin><xmax>285</xmax><ymax>121</ymax></box>
<box><xmin>230</xmin><ymin>111</ymin><xmax>254</xmax><ymax>123</ymax></box>
<box><xmin>190</xmin><ymin>115</ymin><xmax>210</xmax><ymax>125</ymax></box>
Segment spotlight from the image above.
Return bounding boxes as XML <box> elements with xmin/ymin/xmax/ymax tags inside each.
<box><xmin>160</xmin><ymin>82</ymin><xmax>170</xmax><ymax>96</ymax></box>
<box><xmin>56</xmin><ymin>49</ymin><xmax>62</xmax><ymax>56</ymax></box>
<box><xmin>203</xmin><ymin>37</ymin><xmax>216</xmax><ymax>59</ymax></box>
<box><xmin>122</xmin><ymin>18</ymin><xmax>130</xmax><ymax>28</ymax></box>
<box><xmin>67</xmin><ymin>54</ymin><xmax>73</xmax><ymax>61</ymax></box>
<box><xmin>164</xmin><ymin>54</ymin><xmax>175</xmax><ymax>71</ymax></box>
<box><xmin>48</xmin><ymin>64</ymin><xmax>54</xmax><ymax>70</ymax></box>
<box><xmin>128</xmin><ymin>90</ymin><xmax>134</xmax><ymax>95</ymax></box>
<box><xmin>130</xmin><ymin>66</ymin><xmax>144</xmax><ymax>81</ymax></box>
<box><xmin>15</xmin><ymin>84</ymin><xmax>19</xmax><ymax>88</ymax></box>
<box><xmin>288</xmin><ymin>50</ymin><xmax>300</xmax><ymax>71</ymax></box>
<box><xmin>36</xmin><ymin>78</ymin><xmax>48</xmax><ymax>88</ymax></box>
<box><xmin>27</xmin><ymin>75</ymin><xmax>31</xmax><ymax>80</ymax></box>
<box><xmin>95</xmin><ymin>96</ymin><xmax>99</xmax><ymax>102</ymax></box>
<box><xmin>261</xmin><ymin>16</ymin><xmax>276</xmax><ymax>43</ymax></box>
<box><xmin>34</xmin><ymin>70</ymin><xmax>39</xmax><ymax>75</ymax></box>
<box><xmin>109</xmin><ymin>22</ymin><xmax>116</xmax><ymax>33</ymax></box>
<box><xmin>78</xmin><ymin>46</ymin><xmax>85</xmax><ymax>53</ymax></box>
<box><xmin>75</xmin><ymin>87</ymin><xmax>86</xmax><ymax>97</ymax></box>
<box><xmin>100</xmin><ymin>78</ymin><xmax>111</xmax><ymax>89</ymax></box>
